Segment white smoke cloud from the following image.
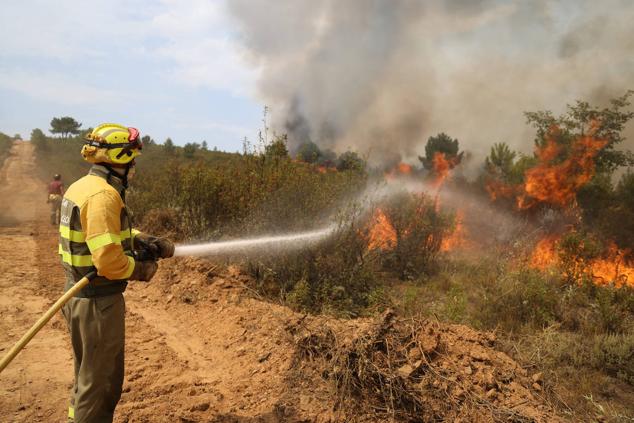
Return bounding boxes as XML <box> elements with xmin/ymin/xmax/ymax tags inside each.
<box><xmin>152</xmin><ymin>0</ymin><xmax>256</xmax><ymax>95</ymax></box>
<box><xmin>228</xmin><ymin>0</ymin><xmax>634</xmax><ymax>166</ymax></box>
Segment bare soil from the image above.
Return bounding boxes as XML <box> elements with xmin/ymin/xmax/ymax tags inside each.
<box><xmin>0</xmin><ymin>142</ymin><xmax>565</xmax><ymax>422</ymax></box>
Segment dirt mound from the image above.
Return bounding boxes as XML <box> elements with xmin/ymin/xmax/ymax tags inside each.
<box><xmin>119</xmin><ymin>256</ymin><xmax>562</xmax><ymax>422</ymax></box>
<box><xmin>293</xmin><ymin>310</ymin><xmax>560</xmax><ymax>422</ymax></box>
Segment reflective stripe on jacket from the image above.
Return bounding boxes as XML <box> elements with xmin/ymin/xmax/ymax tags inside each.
<box><xmin>59</xmin><ymin>165</ymin><xmax>138</xmax><ymax>297</ymax></box>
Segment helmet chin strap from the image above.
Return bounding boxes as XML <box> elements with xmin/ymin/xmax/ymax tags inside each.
<box><xmin>100</xmin><ymin>162</ymin><xmax>133</xmax><ymax>191</ymax></box>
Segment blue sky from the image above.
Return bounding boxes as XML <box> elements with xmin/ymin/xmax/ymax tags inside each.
<box><xmin>0</xmin><ymin>0</ymin><xmax>261</xmax><ymax>151</ymax></box>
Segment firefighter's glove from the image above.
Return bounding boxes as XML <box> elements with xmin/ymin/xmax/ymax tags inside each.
<box><xmin>130</xmin><ymin>260</ymin><xmax>158</xmax><ymax>282</ymax></box>
<box><xmin>155</xmin><ymin>237</ymin><xmax>175</xmax><ymax>258</ymax></box>
<box><xmin>136</xmin><ymin>234</ymin><xmax>175</xmax><ymax>259</ymax></box>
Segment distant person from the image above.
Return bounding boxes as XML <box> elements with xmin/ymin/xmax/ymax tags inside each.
<box><xmin>47</xmin><ymin>173</ymin><xmax>64</xmax><ymax>225</ymax></box>
<box><xmin>59</xmin><ymin>123</ymin><xmax>175</xmax><ymax>422</ymax></box>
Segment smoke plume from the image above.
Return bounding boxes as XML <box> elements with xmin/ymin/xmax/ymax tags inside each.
<box><xmin>228</xmin><ymin>0</ymin><xmax>634</xmax><ymax>166</ymax></box>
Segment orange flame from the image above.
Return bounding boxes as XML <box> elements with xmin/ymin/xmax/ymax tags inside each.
<box><xmin>486</xmin><ymin>128</ymin><xmax>607</xmax><ymax>210</ymax></box>
<box><xmin>397</xmin><ymin>162</ymin><xmax>413</xmax><ymax>174</ymax></box>
<box><xmin>431</xmin><ymin>152</ymin><xmax>452</xmax><ymax>188</ymax></box>
<box><xmin>529</xmin><ymin>236</ymin><xmax>559</xmax><ymax>269</ymax></box>
<box><xmin>485</xmin><ymin>178</ymin><xmax>519</xmax><ymax>202</ymax></box>
<box><xmin>366</xmin><ymin>209</ymin><xmax>397</xmax><ymax>251</ymax></box>
<box><xmin>315</xmin><ymin>165</ymin><xmax>337</xmax><ymax>173</ymax></box>
<box><xmin>518</xmin><ymin>135</ymin><xmax>607</xmax><ymax>209</ymax></box>
<box><xmin>441</xmin><ymin>210</ymin><xmax>468</xmax><ymax>252</ymax></box>
<box><xmin>529</xmin><ymin>236</ymin><xmax>634</xmax><ymax>287</ymax></box>
<box><xmin>591</xmin><ymin>244</ymin><xmax>634</xmax><ymax>287</ymax></box>
<box><xmin>385</xmin><ymin>162</ymin><xmax>413</xmax><ymax>179</ymax></box>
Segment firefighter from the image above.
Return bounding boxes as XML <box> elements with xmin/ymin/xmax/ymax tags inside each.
<box><xmin>47</xmin><ymin>173</ymin><xmax>64</xmax><ymax>225</ymax></box>
<box><xmin>59</xmin><ymin>123</ymin><xmax>174</xmax><ymax>422</ymax></box>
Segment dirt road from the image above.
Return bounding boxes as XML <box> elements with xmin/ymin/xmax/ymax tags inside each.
<box><xmin>0</xmin><ymin>142</ymin><xmax>73</xmax><ymax>422</ymax></box>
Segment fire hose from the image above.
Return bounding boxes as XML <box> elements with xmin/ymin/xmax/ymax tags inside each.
<box><xmin>0</xmin><ymin>240</ymin><xmax>160</xmax><ymax>374</ymax></box>
<box><xmin>0</xmin><ymin>272</ymin><xmax>96</xmax><ymax>373</ymax></box>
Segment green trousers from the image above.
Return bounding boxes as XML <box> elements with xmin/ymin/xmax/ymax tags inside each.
<box><xmin>49</xmin><ymin>197</ymin><xmax>62</xmax><ymax>225</ymax></box>
<box><xmin>62</xmin><ymin>293</ymin><xmax>125</xmax><ymax>423</ymax></box>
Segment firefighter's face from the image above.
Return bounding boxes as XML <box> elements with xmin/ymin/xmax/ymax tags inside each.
<box><xmin>127</xmin><ymin>161</ymin><xmax>137</xmax><ymax>180</ymax></box>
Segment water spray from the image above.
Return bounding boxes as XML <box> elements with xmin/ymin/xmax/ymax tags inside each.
<box><xmin>171</xmin><ymin>182</ymin><xmax>413</xmax><ymax>258</ymax></box>
<box><xmin>174</xmin><ymin>226</ymin><xmax>337</xmax><ymax>257</ymax></box>
<box><xmin>169</xmin><ymin>178</ymin><xmax>460</xmax><ymax>259</ymax></box>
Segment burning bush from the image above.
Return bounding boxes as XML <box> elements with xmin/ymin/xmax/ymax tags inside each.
<box><xmin>418</xmin><ymin>132</ymin><xmax>463</xmax><ymax>172</ymax></box>
<box><xmin>485</xmin><ymin>127</ymin><xmax>608</xmax><ymax>211</ymax></box>
<box><xmin>526</xmin><ymin>231</ymin><xmax>634</xmax><ymax>288</ymax></box>
<box><xmin>371</xmin><ymin>191</ymin><xmax>454</xmax><ymax>279</ymax></box>
<box><xmin>556</xmin><ymin>231</ymin><xmax>604</xmax><ymax>284</ymax></box>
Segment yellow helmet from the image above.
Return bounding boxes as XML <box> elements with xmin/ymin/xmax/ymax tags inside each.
<box><xmin>81</xmin><ymin>123</ymin><xmax>142</xmax><ymax>165</ymax></box>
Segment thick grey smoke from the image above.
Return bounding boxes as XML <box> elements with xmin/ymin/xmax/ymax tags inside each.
<box><xmin>228</xmin><ymin>0</ymin><xmax>634</xmax><ymax>166</ymax></box>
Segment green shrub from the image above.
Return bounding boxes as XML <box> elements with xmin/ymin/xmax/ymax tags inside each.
<box><xmin>559</xmin><ymin>282</ymin><xmax>634</xmax><ymax>335</ymax></box>
<box><xmin>33</xmin><ymin>134</ymin><xmax>89</xmax><ymax>184</ymax></box>
<box><xmin>444</xmin><ymin>285</ymin><xmax>468</xmax><ymax>322</ymax></box>
<box><xmin>127</xmin><ymin>143</ymin><xmax>367</xmax><ymax>239</ymax></box>
<box><xmin>0</xmin><ymin>132</ymin><xmax>13</xmax><ymax>165</ymax></box>
<box><xmin>246</xmin><ymin>209</ymin><xmax>382</xmax><ymax>317</ymax></box>
<box><xmin>516</xmin><ymin>329</ymin><xmax>634</xmax><ymax>387</ymax></box>
<box><xmin>286</xmin><ymin>279</ymin><xmax>312</xmax><ymax>310</ymax></box>
<box><xmin>476</xmin><ymin>267</ymin><xmax>559</xmax><ymax>332</ymax></box>
<box><xmin>591</xmin><ymin>333</ymin><xmax>634</xmax><ymax>385</ymax></box>
<box><xmin>31</xmin><ymin>128</ymin><xmax>48</xmax><ymax>151</ymax></box>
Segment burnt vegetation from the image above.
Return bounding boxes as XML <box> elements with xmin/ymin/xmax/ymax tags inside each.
<box><xmin>29</xmin><ymin>92</ymin><xmax>634</xmax><ymax>421</ymax></box>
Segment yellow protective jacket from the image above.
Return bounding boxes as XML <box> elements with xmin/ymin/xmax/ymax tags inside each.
<box><xmin>59</xmin><ymin>165</ymin><xmax>138</xmax><ymax>297</ymax></box>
